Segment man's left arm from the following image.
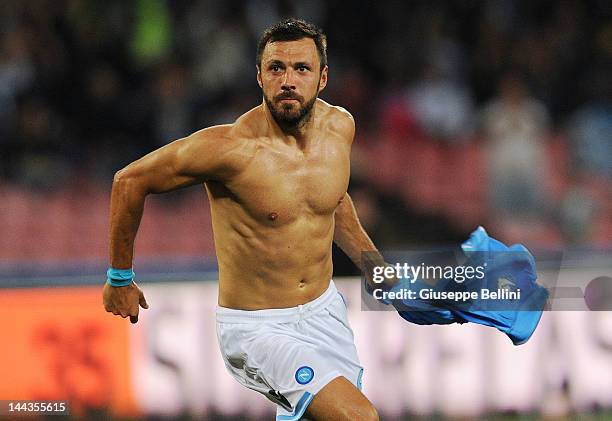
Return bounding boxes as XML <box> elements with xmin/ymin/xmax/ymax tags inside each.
<box><xmin>332</xmin><ymin>108</ymin><xmax>392</xmax><ymax>288</ymax></box>
<box><xmin>333</xmin><ymin>193</ymin><xmax>377</xmax><ymax>270</ymax></box>
<box><xmin>334</xmin><ymin>193</ymin><xmax>392</xmax><ymax>289</ymax></box>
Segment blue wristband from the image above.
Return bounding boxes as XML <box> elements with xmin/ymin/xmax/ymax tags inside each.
<box><xmin>106</xmin><ymin>267</ymin><xmax>135</xmax><ymax>287</ymax></box>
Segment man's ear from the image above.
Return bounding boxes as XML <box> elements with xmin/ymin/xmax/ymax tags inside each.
<box><xmin>318</xmin><ymin>65</ymin><xmax>328</xmax><ymax>93</ymax></box>
<box><xmin>256</xmin><ymin>65</ymin><xmax>263</xmax><ymax>88</ymax></box>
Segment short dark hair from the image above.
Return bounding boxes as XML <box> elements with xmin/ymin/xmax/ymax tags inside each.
<box><xmin>256</xmin><ymin>18</ymin><xmax>327</xmax><ymax>71</ymax></box>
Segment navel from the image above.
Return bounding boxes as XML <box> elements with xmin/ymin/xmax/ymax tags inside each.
<box><xmin>268</xmin><ymin>212</ymin><xmax>278</xmax><ymax>221</ymax></box>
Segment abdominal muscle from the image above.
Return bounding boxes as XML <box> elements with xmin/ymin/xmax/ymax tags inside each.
<box><xmin>213</xmin><ymin>208</ymin><xmax>336</xmax><ymax>310</ymax></box>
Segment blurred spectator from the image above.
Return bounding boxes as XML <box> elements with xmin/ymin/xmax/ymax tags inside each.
<box><xmin>404</xmin><ymin>25</ymin><xmax>473</xmax><ymax>144</ymax></box>
<box><xmin>0</xmin><ymin>0</ymin><xmax>610</xmax><ymax>253</ymax></box>
<box><xmin>0</xmin><ymin>29</ymin><xmax>35</xmax><ymax>143</ymax></box>
<box><xmin>559</xmin><ymin>184</ymin><xmax>596</xmax><ymax>244</ymax></box>
<box><xmin>402</xmin><ymin>6</ymin><xmax>474</xmax><ymax>143</ymax></box>
<box><xmin>152</xmin><ymin>62</ymin><xmax>194</xmax><ymax>145</ymax></box>
<box><xmin>129</xmin><ymin>0</ymin><xmax>173</xmax><ymax>68</ymax></box>
<box><xmin>192</xmin><ymin>19</ymin><xmax>251</xmax><ymax>96</ymax></box>
<box><xmin>481</xmin><ymin>71</ymin><xmax>550</xmax><ymax>219</ymax></box>
<box><xmin>13</xmin><ymin>96</ymin><xmax>72</xmax><ymax>190</ymax></box>
<box><xmin>566</xmin><ymin>69</ymin><xmax>612</xmax><ymax>180</ymax></box>
<box><xmin>406</xmin><ymin>63</ymin><xmax>474</xmax><ymax>143</ymax></box>
<box><xmin>559</xmin><ymin>66</ymin><xmax>611</xmax><ymax>244</ymax></box>
<box><xmin>568</xmin><ymin>104</ymin><xmax>612</xmax><ymax>180</ymax></box>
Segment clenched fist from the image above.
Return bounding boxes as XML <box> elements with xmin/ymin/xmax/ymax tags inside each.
<box><xmin>103</xmin><ymin>281</ymin><xmax>149</xmax><ymax>324</ymax></box>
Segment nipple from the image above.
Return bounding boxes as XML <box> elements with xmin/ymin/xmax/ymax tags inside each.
<box><xmin>268</xmin><ymin>212</ymin><xmax>278</xmax><ymax>221</ymax></box>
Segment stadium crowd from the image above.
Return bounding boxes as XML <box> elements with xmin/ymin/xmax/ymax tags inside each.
<box><xmin>0</xmin><ymin>1</ymin><xmax>610</xmax><ymax>266</ymax></box>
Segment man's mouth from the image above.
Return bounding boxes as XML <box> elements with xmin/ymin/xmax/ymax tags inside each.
<box><xmin>275</xmin><ymin>93</ymin><xmax>302</xmax><ymax>104</ymax></box>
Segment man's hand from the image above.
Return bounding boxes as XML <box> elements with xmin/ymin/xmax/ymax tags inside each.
<box><xmin>362</xmin><ymin>252</ymin><xmax>399</xmax><ymax>293</ymax></box>
<box><xmin>103</xmin><ymin>281</ymin><xmax>149</xmax><ymax>324</ymax></box>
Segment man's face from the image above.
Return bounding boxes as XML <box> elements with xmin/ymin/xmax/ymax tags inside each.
<box><xmin>257</xmin><ymin>38</ymin><xmax>328</xmax><ymax>128</ymax></box>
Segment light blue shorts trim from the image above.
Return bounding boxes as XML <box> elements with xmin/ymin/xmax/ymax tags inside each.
<box><xmin>276</xmin><ymin>392</ymin><xmax>314</xmax><ymax>421</ymax></box>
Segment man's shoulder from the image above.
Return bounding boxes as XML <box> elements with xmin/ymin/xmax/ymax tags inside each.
<box><xmin>183</xmin><ymin>110</ymin><xmax>263</xmax><ymax>174</ymax></box>
<box><xmin>317</xmin><ymin>99</ymin><xmax>355</xmax><ymax>141</ymax></box>
<box><xmin>231</xmin><ymin>105</ymin><xmax>267</xmax><ymax>139</ymax></box>
<box><xmin>317</xmin><ymin>99</ymin><xmax>354</xmax><ymax>122</ymax></box>
<box><xmin>189</xmin><ymin>106</ymin><xmax>263</xmax><ymax>147</ymax></box>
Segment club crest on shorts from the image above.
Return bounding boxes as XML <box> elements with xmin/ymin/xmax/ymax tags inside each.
<box><xmin>295</xmin><ymin>366</ymin><xmax>314</xmax><ymax>385</ymax></box>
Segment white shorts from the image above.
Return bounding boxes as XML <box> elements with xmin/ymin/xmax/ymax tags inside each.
<box><xmin>216</xmin><ymin>280</ymin><xmax>363</xmax><ymax>421</ymax></box>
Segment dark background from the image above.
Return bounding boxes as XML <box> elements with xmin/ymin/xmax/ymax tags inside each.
<box><xmin>0</xmin><ymin>0</ymin><xmax>609</xmax><ymax>275</ymax></box>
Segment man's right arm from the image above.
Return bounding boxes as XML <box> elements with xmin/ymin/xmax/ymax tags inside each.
<box><xmin>104</xmin><ymin>125</ymin><xmax>246</xmax><ymax>323</ymax></box>
<box><xmin>109</xmin><ymin>125</ymin><xmax>242</xmax><ymax>268</ymax></box>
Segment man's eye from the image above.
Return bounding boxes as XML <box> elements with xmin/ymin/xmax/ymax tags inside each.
<box><xmin>271</xmin><ymin>65</ymin><xmax>281</xmax><ymax>72</ymax></box>
<box><xmin>298</xmin><ymin>66</ymin><xmax>309</xmax><ymax>72</ymax></box>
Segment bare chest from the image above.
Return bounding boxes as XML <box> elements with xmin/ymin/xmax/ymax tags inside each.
<box><xmin>220</xmin><ymin>141</ymin><xmax>350</xmax><ymax>224</ymax></box>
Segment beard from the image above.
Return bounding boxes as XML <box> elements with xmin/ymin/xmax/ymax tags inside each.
<box><xmin>264</xmin><ymin>89</ymin><xmax>318</xmax><ymax>130</ymax></box>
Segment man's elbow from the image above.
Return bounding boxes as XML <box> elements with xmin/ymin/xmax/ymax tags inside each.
<box><xmin>113</xmin><ymin>168</ymin><xmax>135</xmax><ymax>188</ymax></box>
<box><xmin>113</xmin><ymin>168</ymin><xmax>130</xmax><ymax>184</ymax></box>
<box><xmin>112</xmin><ymin>167</ymin><xmax>147</xmax><ymax>195</ymax></box>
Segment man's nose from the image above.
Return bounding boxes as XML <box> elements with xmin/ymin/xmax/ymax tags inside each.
<box><xmin>281</xmin><ymin>68</ymin><xmax>296</xmax><ymax>90</ymax></box>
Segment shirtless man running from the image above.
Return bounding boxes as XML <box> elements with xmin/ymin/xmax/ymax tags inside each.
<box><xmin>104</xmin><ymin>18</ymin><xmax>381</xmax><ymax>421</ymax></box>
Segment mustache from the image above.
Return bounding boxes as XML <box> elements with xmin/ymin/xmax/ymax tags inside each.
<box><xmin>274</xmin><ymin>92</ymin><xmax>304</xmax><ymax>102</ymax></box>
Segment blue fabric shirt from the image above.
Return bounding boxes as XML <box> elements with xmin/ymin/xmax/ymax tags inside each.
<box><xmin>384</xmin><ymin>226</ymin><xmax>549</xmax><ymax>345</ymax></box>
